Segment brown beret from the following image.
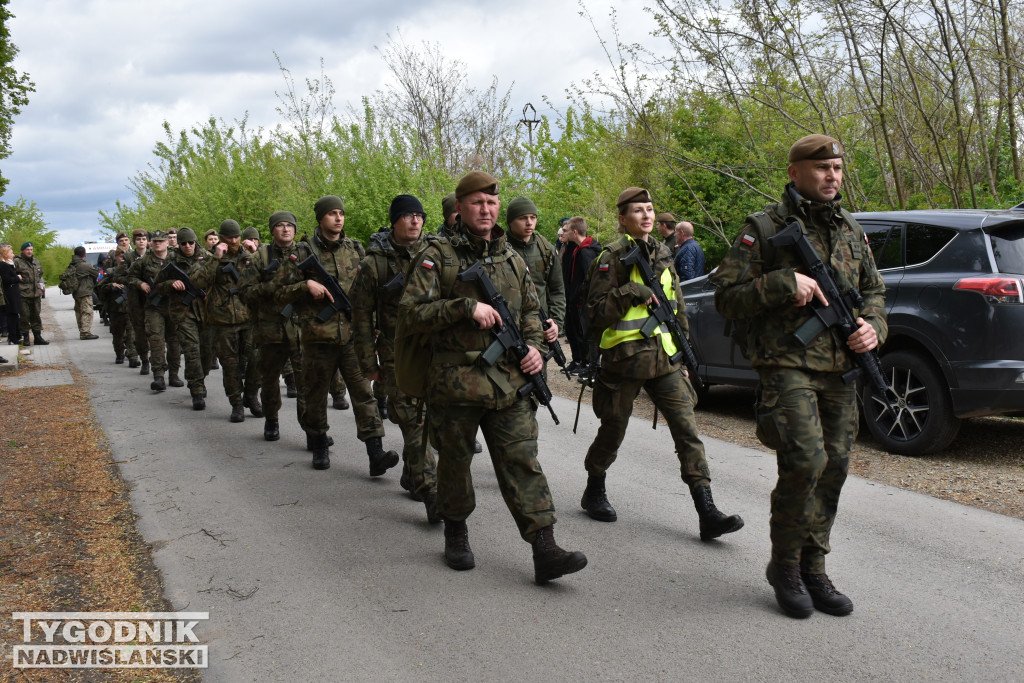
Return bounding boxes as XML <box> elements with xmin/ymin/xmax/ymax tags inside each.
<box><xmin>131</xmin><ymin>228</ymin><xmax>147</xmax><ymax>239</ymax></box>
<box><xmin>204</xmin><ymin>228</ymin><xmax>217</xmax><ymax>239</ymax></box>
<box><xmin>656</xmin><ymin>212</ymin><xmax>676</xmax><ymax>224</ymax></box>
<box><xmin>455</xmin><ymin>171</ymin><xmax>499</xmax><ymax>199</ymax></box>
<box><xmin>788</xmin><ymin>134</ymin><xmax>844</xmax><ymax>163</ymax></box>
<box><xmin>616</xmin><ymin>187</ymin><xmax>652</xmax><ymax>208</ymax></box>
<box><xmin>116</xmin><ymin>232</ymin><xmax>128</xmax><ymax>241</ymax></box>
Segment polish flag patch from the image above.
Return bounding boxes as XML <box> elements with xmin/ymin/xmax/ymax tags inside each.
<box><xmin>598</xmin><ymin>263</ymin><xmax>610</xmax><ymax>272</ymax></box>
<box><xmin>741</xmin><ymin>234</ymin><xmax>756</xmax><ymax>247</ymax></box>
<box><xmin>421</xmin><ymin>258</ymin><xmax>435</xmax><ymax>270</ymax></box>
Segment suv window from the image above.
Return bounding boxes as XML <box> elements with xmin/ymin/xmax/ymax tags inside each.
<box><xmin>989</xmin><ymin>223</ymin><xmax>1024</xmax><ymax>274</ymax></box>
<box><xmin>865</xmin><ymin>223</ymin><xmax>903</xmax><ymax>269</ymax></box>
<box><xmin>906</xmin><ymin>223</ymin><xmax>957</xmax><ymax>266</ymax></box>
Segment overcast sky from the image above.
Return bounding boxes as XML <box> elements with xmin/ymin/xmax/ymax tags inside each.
<box><xmin>2</xmin><ymin>0</ymin><xmax>658</xmax><ymax>246</ymax></box>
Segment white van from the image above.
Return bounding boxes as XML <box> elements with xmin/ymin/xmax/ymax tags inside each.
<box><xmin>79</xmin><ymin>241</ymin><xmax>118</xmax><ymax>268</ymax></box>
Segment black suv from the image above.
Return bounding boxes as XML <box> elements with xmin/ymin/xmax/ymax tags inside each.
<box><xmin>681</xmin><ymin>208</ymin><xmax>1024</xmax><ymax>455</ymax></box>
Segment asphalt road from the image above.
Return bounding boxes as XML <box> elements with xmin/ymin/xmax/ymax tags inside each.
<box><xmin>48</xmin><ymin>293</ymin><xmax>1023</xmax><ymax>681</ymax></box>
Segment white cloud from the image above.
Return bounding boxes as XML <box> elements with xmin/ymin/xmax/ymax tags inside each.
<box><xmin>3</xmin><ymin>0</ymin><xmax>657</xmax><ymax>244</ymax></box>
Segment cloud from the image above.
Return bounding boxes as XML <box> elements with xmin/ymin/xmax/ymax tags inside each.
<box><xmin>3</xmin><ymin>0</ymin><xmax>656</xmax><ymax>243</ymax></box>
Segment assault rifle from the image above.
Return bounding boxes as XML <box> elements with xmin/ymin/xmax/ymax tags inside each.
<box><xmin>297</xmin><ymin>254</ymin><xmax>353</xmax><ymax>322</ymax></box>
<box><xmin>767</xmin><ymin>196</ymin><xmax>896</xmax><ymax>415</ymax></box>
<box><xmin>381</xmin><ymin>271</ymin><xmax>405</xmax><ymax>293</ymax></box>
<box><xmin>161</xmin><ymin>262</ymin><xmax>206</xmax><ymax>305</ymax></box>
<box><xmin>142</xmin><ymin>276</ymin><xmax>163</xmax><ymax>307</ymax></box>
<box><xmin>538</xmin><ymin>306</ymin><xmax>571</xmax><ymax>380</ymax></box>
<box><xmin>620</xmin><ymin>246</ymin><xmax>705</xmax><ymax>393</ymax></box>
<box><xmin>457</xmin><ymin>260</ymin><xmax>560</xmax><ymax>425</ymax></box>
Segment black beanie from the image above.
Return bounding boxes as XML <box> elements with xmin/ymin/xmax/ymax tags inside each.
<box><xmin>389</xmin><ymin>195</ymin><xmax>425</xmax><ymax>225</ymax></box>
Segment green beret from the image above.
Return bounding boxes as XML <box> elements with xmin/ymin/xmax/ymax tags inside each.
<box><xmin>219</xmin><ymin>220</ymin><xmax>241</xmax><ymax>237</ymax></box>
<box><xmin>506</xmin><ymin>197</ymin><xmax>538</xmax><ymax>224</ymax></box>
<box><xmin>314</xmin><ymin>195</ymin><xmax>345</xmax><ymax>222</ymax></box>
<box><xmin>242</xmin><ymin>226</ymin><xmax>260</xmax><ymax>240</ymax></box>
<box><xmin>177</xmin><ymin>227</ymin><xmax>198</xmax><ymax>243</ymax></box>
<box><xmin>150</xmin><ymin>230</ymin><xmax>169</xmax><ymax>242</ymax></box>
<box><xmin>269</xmin><ymin>211</ymin><xmax>298</xmax><ymax>229</ymax></box>
<box><xmin>441</xmin><ymin>192</ymin><xmax>457</xmax><ymax>219</ymax></box>
<box><xmin>455</xmin><ymin>171</ymin><xmax>499</xmax><ymax>199</ymax></box>
<box><xmin>788</xmin><ymin>134</ymin><xmax>844</xmax><ymax>163</ymax></box>
<box><xmin>616</xmin><ymin>187</ymin><xmax>652</xmax><ymax>209</ymax></box>
<box><xmin>20</xmin><ymin>242</ymin><xmax>32</xmax><ymax>251</ymax></box>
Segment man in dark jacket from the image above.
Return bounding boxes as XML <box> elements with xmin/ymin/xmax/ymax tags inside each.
<box><xmin>563</xmin><ymin>217</ymin><xmax>601</xmax><ymax>373</ymax></box>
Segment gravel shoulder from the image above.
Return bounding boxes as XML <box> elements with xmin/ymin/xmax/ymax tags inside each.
<box><xmin>547</xmin><ymin>370</ymin><xmax>1024</xmax><ymax>521</ymax></box>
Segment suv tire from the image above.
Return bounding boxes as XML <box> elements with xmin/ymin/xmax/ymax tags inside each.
<box><xmin>861</xmin><ymin>350</ymin><xmax>961</xmax><ymax>456</ymax></box>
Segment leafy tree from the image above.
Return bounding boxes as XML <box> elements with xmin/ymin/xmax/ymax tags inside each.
<box><xmin>0</xmin><ymin>196</ymin><xmax>67</xmax><ymax>284</ymax></box>
<box><xmin>0</xmin><ymin>0</ymin><xmax>34</xmax><ymax>198</ymax></box>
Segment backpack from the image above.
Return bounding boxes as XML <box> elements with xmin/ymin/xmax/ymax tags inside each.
<box><xmin>393</xmin><ymin>234</ymin><xmax>526</xmax><ymax>398</ymax></box>
<box><xmin>58</xmin><ymin>264</ymin><xmax>80</xmax><ymax>295</ymax></box>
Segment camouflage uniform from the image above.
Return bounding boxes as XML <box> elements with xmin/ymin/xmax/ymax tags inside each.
<box><xmin>242</xmin><ymin>241</ymin><xmax>310</xmax><ymax>428</ymax></box>
<box><xmin>193</xmin><ymin>247</ymin><xmax>259</xmax><ymax>409</ymax></box>
<box><xmin>70</xmin><ymin>255</ymin><xmax>100</xmax><ymax>337</ymax></box>
<box><xmin>96</xmin><ymin>254</ymin><xmax>133</xmax><ymax>361</ymax></box>
<box><xmin>14</xmin><ymin>254</ymin><xmax>44</xmax><ymax>339</ymax></box>
<box><xmin>276</xmin><ymin>228</ymin><xmax>383</xmax><ymax>442</ymax></box>
<box><xmin>127</xmin><ymin>251</ymin><xmax>179</xmax><ymax>378</ymax></box>
<box><xmin>507</xmin><ymin>232</ymin><xmax>566</xmax><ymax>338</ymax></box>
<box><xmin>583</xmin><ymin>235</ymin><xmax>710</xmax><ymax>489</ymax></box>
<box><xmin>711</xmin><ymin>185</ymin><xmax>887</xmax><ymax>573</ymax></box>
<box><xmin>118</xmin><ymin>248</ymin><xmax>150</xmax><ymax>366</ymax></box>
<box><xmin>352</xmin><ymin>230</ymin><xmax>434</xmax><ymax>498</ymax></box>
<box><xmin>154</xmin><ymin>246</ymin><xmax>209</xmax><ymax>397</ymax></box>
<box><xmin>397</xmin><ymin>223</ymin><xmax>555</xmax><ymax>542</ymax></box>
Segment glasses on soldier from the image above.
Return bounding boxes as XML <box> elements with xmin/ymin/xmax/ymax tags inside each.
<box><xmin>400</xmin><ymin>212</ymin><xmax>426</xmax><ymax>221</ymax></box>
<box><xmin>181</xmin><ymin>240</ymin><xmax>197</xmax><ymax>245</ymax></box>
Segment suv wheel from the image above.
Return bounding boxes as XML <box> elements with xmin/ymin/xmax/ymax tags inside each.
<box><xmin>861</xmin><ymin>350</ymin><xmax>961</xmax><ymax>456</ymax></box>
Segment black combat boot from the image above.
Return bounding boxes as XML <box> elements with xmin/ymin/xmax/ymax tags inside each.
<box><xmin>443</xmin><ymin>520</ymin><xmax>475</xmax><ymax>570</ymax></box>
<box><xmin>140</xmin><ymin>360</ymin><xmax>150</xmax><ymax>375</ymax></box>
<box><xmin>766</xmin><ymin>561</ymin><xmax>814</xmax><ymax>619</ymax></box>
<box><xmin>400</xmin><ymin>462</ymin><xmax>423</xmax><ymax>500</ymax></box>
<box><xmin>33</xmin><ymin>332</ymin><xmax>49</xmax><ymax>345</ymax></box>
<box><xmin>691</xmin><ymin>486</ymin><xmax>744</xmax><ymax>540</ymax></box>
<box><xmin>306</xmin><ymin>434</ymin><xmax>334</xmax><ymax>451</ymax></box>
<box><xmin>532</xmin><ymin>526</ymin><xmax>588</xmax><ymax>584</ymax></box>
<box><xmin>191</xmin><ymin>394</ymin><xmax>205</xmax><ymax>411</ymax></box>
<box><xmin>366</xmin><ymin>437</ymin><xmax>399</xmax><ymax>477</ymax></box>
<box><xmin>801</xmin><ymin>572</ymin><xmax>854</xmax><ymax>616</ymax></box>
<box><xmin>128</xmin><ymin>357</ymin><xmax>140</xmax><ymax>368</ymax></box>
<box><xmin>332</xmin><ymin>394</ymin><xmax>350</xmax><ymax>410</ymax></box>
<box><xmin>473</xmin><ymin>439</ymin><xmax>483</xmax><ymax>454</ymax></box>
<box><xmin>150</xmin><ymin>375</ymin><xmax>166</xmax><ymax>392</ymax></box>
<box><xmin>264</xmin><ymin>418</ymin><xmax>280</xmax><ymax>442</ymax></box>
<box><xmin>115</xmin><ymin>354</ymin><xmax>125</xmax><ymax>364</ymax></box>
<box><xmin>423</xmin><ymin>492</ymin><xmax>440</xmax><ymax>524</ymax></box>
<box><xmin>377</xmin><ymin>394</ymin><xmax>388</xmax><ymax>420</ymax></box>
<box><xmin>168</xmin><ymin>374</ymin><xmax>184</xmax><ymax>387</ymax></box>
<box><xmin>211</xmin><ymin>358</ymin><xmax>220</xmax><ymax>370</ymax></box>
<box><xmin>581</xmin><ymin>474</ymin><xmax>617</xmax><ymax>522</ymax></box>
<box><xmin>311</xmin><ymin>434</ymin><xmax>330</xmax><ymax>470</ymax></box>
<box><xmin>230</xmin><ymin>403</ymin><xmax>245</xmax><ymax>423</ymax></box>
<box><xmin>22</xmin><ymin>332</ymin><xmax>30</xmax><ymax>346</ymax></box>
<box><xmin>284</xmin><ymin>372</ymin><xmax>297</xmax><ymax>398</ymax></box>
<box><xmin>244</xmin><ymin>393</ymin><xmax>263</xmax><ymax>417</ymax></box>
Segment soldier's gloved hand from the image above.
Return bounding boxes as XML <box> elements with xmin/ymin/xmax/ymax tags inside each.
<box><xmin>520</xmin><ymin>345</ymin><xmax>543</xmax><ymax>375</ymax></box>
<box><xmin>624</xmin><ymin>282</ymin><xmax>654</xmax><ymax>305</ymax></box>
<box><xmin>471</xmin><ymin>302</ymin><xmax>502</xmax><ymax>329</ymax></box>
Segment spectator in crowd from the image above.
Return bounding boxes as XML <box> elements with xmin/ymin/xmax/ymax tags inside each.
<box><xmin>674</xmin><ymin>221</ymin><xmax>706</xmax><ymax>281</ymax></box>
<box><xmin>656</xmin><ymin>213</ymin><xmax>677</xmax><ymax>252</ymax></box>
<box><xmin>1</xmin><ymin>243</ymin><xmax>22</xmax><ymax>347</ymax></box>
<box><xmin>563</xmin><ymin>216</ymin><xmax>601</xmax><ymax>374</ymax></box>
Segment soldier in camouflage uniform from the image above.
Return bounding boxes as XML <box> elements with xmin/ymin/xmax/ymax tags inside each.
<box><xmin>352</xmin><ymin>195</ymin><xmax>436</xmax><ymax>521</ymax></box>
<box><xmin>397</xmin><ymin>171</ymin><xmax>587</xmax><ymax>584</ymax></box>
<box><xmin>193</xmin><ymin>220</ymin><xmax>261</xmax><ymax>423</ymax></box>
<box><xmin>275</xmin><ymin>195</ymin><xmax>398</xmax><ymax>475</ymax></box>
<box><xmin>127</xmin><ymin>231</ymin><xmax>179</xmax><ymax>390</ymax></box>
<box><xmin>436</xmin><ymin>191</ymin><xmax>457</xmax><ymax>238</ymax></box>
<box><xmin>119</xmin><ymin>229</ymin><xmax>151</xmax><ymax>373</ymax></box>
<box><xmin>14</xmin><ymin>243</ymin><xmax>48</xmax><ymax>346</ymax></box>
<box><xmin>154</xmin><ymin>227</ymin><xmax>209</xmax><ymax>409</ymax></box>
<box><xmin>97</xmin><ymin>249</ymin><xmax>129</xmax><ymax>362</ymax></box>
<box><xmin>241</xmin><ymin>211</ymin><xmax>310</xmax><ymax>441</ymax></box>
<box><xmin>580</xmin><ymin>187</ymin><xmax>744</xmax><ymax>543</ymax></box>
<box><xmin>505</xmin><ymin>196</ymin><xmax>566</xmax><ymax>363</ymax></box>
<box><xmin>712</xmin><ymin>134</ymin><xmax>887</xmax><ymax>619</ymax></box>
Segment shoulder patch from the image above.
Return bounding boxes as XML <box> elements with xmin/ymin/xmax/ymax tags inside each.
<box><xmin>421</xmin><ymin>258</ymin><xmax>435</xmax><ymax>270</ymax></box>
<box><xmin>598</xmin><ymin>263</ymin><xmax>610</xmax><ymax>272</ymax></box>
<box><xmin>741</xmin><ymin>234</ymin><xmax>756</xmax><ymax>247</ymax></box>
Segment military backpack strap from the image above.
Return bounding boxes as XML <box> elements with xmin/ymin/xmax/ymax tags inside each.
<box><xmin>747</xmin><ymin>211</ymin><xmax>778</xmax><ymax>269</ymax></box>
